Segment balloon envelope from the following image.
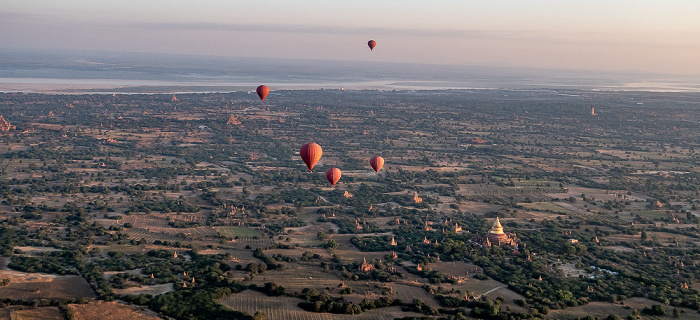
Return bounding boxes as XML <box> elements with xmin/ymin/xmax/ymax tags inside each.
<box><xmin>370</xmin><ymin>156</ymin><xmax>384</xmax><ymax>173</ymax></box>
<box><xmin>325</xmin><ymin>168</ymin><xmax>342</xmax><ymax>186</ymax></box>
<box><xmin>300</xmin><ymin>143</ymin><xmax>322</xmax><ymax>171</ymax></box>
<box><xmin>368</xmin><ymin>40</ymin><xmax>376</xmax><ymax>51</ymax></box>
<box><xmin>256</xmin><ymin>85</ymin><xmax>270</xmax><ymax>101</ymax></box>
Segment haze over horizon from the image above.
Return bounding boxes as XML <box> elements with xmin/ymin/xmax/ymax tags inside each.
<box><xmin>2</xmin><ymin>0</ymin><xmax>700</xmax><ymax>77</ymax></box>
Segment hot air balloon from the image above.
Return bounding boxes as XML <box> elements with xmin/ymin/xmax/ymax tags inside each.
<box><xmin>300</xmin><ymin>143</ymin><xmax>322</xmax><ymax>171</ymax></box>
<box><xmin>369</xmin><ymin>156</ymin><xmax>384</xmax><ymax>173</ymax></box>
<box><xmin>367</xmin><ymin>40</ymin><xmax>376</xmax><ymax>51</ymax></box>
<box><xmin>325</xmin><ymin>168</ymin><xmax>341</xmax><ymax>186</ymax></box>
<box><xmin>256</xmin><ymin>85</ymin><xmax>269</xmax><ymax>101</ymax></box>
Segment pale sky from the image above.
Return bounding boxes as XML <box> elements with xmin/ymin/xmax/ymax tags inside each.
<box><xmin>2</xmin><ymin>0</ymin><xmax>700</xmax><ymax>75</ymax></box>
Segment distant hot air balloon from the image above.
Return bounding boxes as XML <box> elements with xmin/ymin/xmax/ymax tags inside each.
<box><xmin>300</xmin><ymin>143</ymin><xmax>322</xmax><ymax>171</ymax></box>
<box><xmin>367</xmin><ymin>40</ymin><xmax>377</xmax><ymax>51</ymax></box>
<box><xmin>256</xmin><ymin>85</ymin><xmax>270</xmax><ymax>101</ymax></box>
<box><xmin>369</xmin><ymin>156</ymin><xmax>384</xmax><ymax>173</ymax></box>
<box><xmin>325</xmin><ymin>168</ymin><xmax>341</xmax><ymax>186</ymax></box>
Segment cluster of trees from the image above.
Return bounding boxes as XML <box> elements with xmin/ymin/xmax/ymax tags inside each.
<box><xmin>129</xmin><ymin>199</ymin><xmax>200</xmax><ymax>214</ymax></box>
<box><xmin>298</xmin><ymin>287</ymin><xmax>400</xmax><ymax>315</ymax></box>
<box><xmin>334</xmin><ymin>218</ymin><xmax>382</xmax><ymax>234</ymax></box>
<box><xmin>0</xmin><ymin>227</ymin><xmax>33</xmax><ymax>256</ymax></box>
<box><xmin>9</xmin><ymin>255</ymin><xmax>76</xmax><ymax>275</ymax></box>
<box><xmin>266</xmin><ymin>218</ymin><xmax>306</xmax><ymax>234</ymax></box>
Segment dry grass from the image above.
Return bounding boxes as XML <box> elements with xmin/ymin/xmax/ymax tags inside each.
<box><xmin>113</xmin><ymin>283</ymin><xmax>174</xmax><ymax>296</ymax></box>
<box><xmin>0</xmin><ymin>307</ymin><xmax>63</xmax><ymax>320</ymax></box>
<box><xmin>69</xmin><ymin>301</ymin><xmax>162</xmax><ymax>320</ymax></box>
<box><xmin>11</xmin><ymin>246</ymin><xmax>61</xmax><ymax>254</ymax></box>
<box><xmin>425</xmin><ymin>261</ymin><xmax>480</xmax><ymax>278</ymax></box>
<box><xmin>389</xmin><ymin>283</ymin><xmax>441</xmax><ymax>308</ymax></box>
<box><xmin>602</xmin><ymin>246</ymin><xmax>636</xmax><ymax>253</ymax></box>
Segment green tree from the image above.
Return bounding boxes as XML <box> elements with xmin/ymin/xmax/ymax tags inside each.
<box><xmin>325</xmin><ymin>240</ymin><xmax>339</xmax><ymax>250</ymax></box>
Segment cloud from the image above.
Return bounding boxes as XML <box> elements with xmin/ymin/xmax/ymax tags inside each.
<box><xmin>125</xmin><ymin>21</ymin><xmax>521</xmax><ymax>40</ymax></box>
<box><xmin>116</xmin><ymin>21</ymin><xmax>700</xmax><ymax>50</ymax></box>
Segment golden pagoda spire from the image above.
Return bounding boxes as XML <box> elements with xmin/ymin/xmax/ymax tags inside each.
<box><xmin>490</xmin><ymin>217</ymin><xmax>504</xmax><ymax>235</ymax></box>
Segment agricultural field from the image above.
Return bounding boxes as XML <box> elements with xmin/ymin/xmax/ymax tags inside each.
<box><xmin>0</xmin><ymin>269</ymin><xmax>95</xmax><ymax>300</ymax></box>
<box><xmin>0</xmin><ymin>307</ymin><xmax>63</xmax><ymax>320</ymax></box>
<box><xmin>518</xmin><ymin>202</ymin><xmax>575</xmax><ymax>215</ymax></box>
<box><xmin>215</xmin><ymin>227</ymin><xmax>263</xmax><ymax>238</ymax></box>
<box><xmin>220</xmin><ymin>290</ymin><xmax>426</xmax><ymax>320</ymax></box>
<box><xmin>246</xmin><ymin>262</ymin><xmax>344</xmax><ymax>292</ymax></box>
<box><xmin>68</xmin><ymin>301</ymin><xmax>162</xmax><ymax>320</ymax></box>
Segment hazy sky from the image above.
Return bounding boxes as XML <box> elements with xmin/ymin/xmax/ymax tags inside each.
<box><xmin>2</xmin><ymin>0</ymin><xmax>700</xmax><ymax>75</ymax></box>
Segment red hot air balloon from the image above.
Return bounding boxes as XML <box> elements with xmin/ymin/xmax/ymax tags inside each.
<box><xmin>300</xmin><ymin>143</ymin><xmax>322</xmax><ymax>171</ymax></box>
<box><xmin>367</xmin><ymin>40</ymin><xmax>377</xmax><ymax>51</ymax></box>
<box><xmin>256</xmin><ymin>85</ymin><xmax>270</xmax><ymax>101</ymax></box>
<box><xmin>369</xmin><ymin>156</ymin><xmax>384</xmax><ymax>173</ymax></box>
<box><xmin>325</xmin><ymin>168</ymin><xmax>341</xmax><ymax>186</ymax></box>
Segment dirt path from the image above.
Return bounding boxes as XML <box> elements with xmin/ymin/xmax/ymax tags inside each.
<box><xmin>483</xmin><ymin>285</ymin><xmax>505</xmax><ymax>295</ymax></box>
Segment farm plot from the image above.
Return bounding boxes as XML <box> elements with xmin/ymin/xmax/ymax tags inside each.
<box><xmin>629</xmin><ymin>210</ymin><xmax>673</xmax><ymax>221</ymax></box>
<box><xmin>222</xmin><ymin>248</ymin><xmax>256</xmax><ymax>265</ymax></box>
<box><xmin>245</xmin><ymin>263</ymin><xmax>343</xmax><ymax>293</ymax></box>
<box><xmin>518</xmin><ymin>202</ymin><xmax>575</xmax><ymax>215</ymax></box>
<box><xmin>215</xmin><ymin>226</ymin><xmax>263</xmax><ymax>238</ymax></box>
<box><xmin>264</xmin><ymin>247</ymin><xmax>333</xmax><ymax>260</ymax></box>
<box><xmin>164</xmin><ymin>212</ymin><xmax>208</xmax><ymax>224</ymax></box>
<box><xmin>389</xmin><ymin>283</ymin><xmax>441</xmax><ymax>308</ymax></box>
<box><xmin>366</xmin><ymin>217</ymin><xmax>400</xmax><ymax>229</ymax></box>
<box><xmin>333</xmin><ymin>249</ymin><xmax>393</xmax><ymax>265</ymax></box>
<box><xmin>480</xmin><ymin>286</ymin><xmax>527</xmax><ymax>312</ymax></box>
<box><xmin>220</xmin><ymin>290</ymin><xmax>425</xmax><ymax>320</ymax></box>
<box><xmin>12</xmin><ymin>246</ymin><xmax>61</xmax><ymax>255</ymax></box>
<box><xmin>425</xmin><ymin>261</ymin><xmax>481</xmax><ymax>278</ymax></box>
<box><xmin>447</xmin><ymin>278</ymin><xmax>516</xmax><ymax>298</ymax></box>
<box><xmin>234</xmin><ymin>237</ymin><xmax>275</xmax><ymax>249</ymax></box>
<box><xmin>283</xmin><ymin>233</ymin><xmax>325</xmax><ymax>247</ymax></box>
<box><xmin>165</xmin><ymin>226</ymin><xmax>217</xmax><ymax>239</ymax></box>
<box><xmin>119</xmin><ymin>216</ymin><xmax>169</xmax><ymax>229</ymax></box>
<box><xmin>0</xmin><ymin>306</ymin><xmax>63</xmax><ymax>320</ymax></box>
<box><xmin>69</xmin><ymin>301</ymin><xmax>163</xmax><ymax>320</ymax></box>
<box><xmin>0</xmin><ymin>271</ymin><xmax>95</xmax><ymax>300</ymax></box>
<box><xmin>120</xmin><ymin>216</ymin><xmax>218</xmax><ymax>239</ymax></box>
<box><xmin>123</xmin><ymin>229</ymin><xmax>183</xmax><ymax>243</ymax></box>
<box><xmin>113</xmin><ymin>283</ymin><xmax>174</xmax><ymax>296</ymax></box>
